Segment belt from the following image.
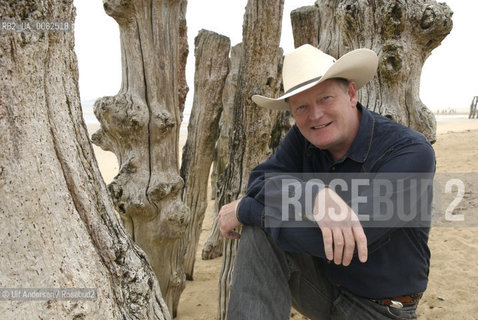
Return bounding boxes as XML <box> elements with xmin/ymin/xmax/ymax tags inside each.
<box><xmin>371</xmin><ymin>292</ymin><xmax>423</xmax><ymax>309</ymax></box>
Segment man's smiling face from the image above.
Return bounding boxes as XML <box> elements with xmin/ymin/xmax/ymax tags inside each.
<box><xmin>288</xmin><ymin>79</ymin><xmax>360</xmax><ymax>160</ymax></box>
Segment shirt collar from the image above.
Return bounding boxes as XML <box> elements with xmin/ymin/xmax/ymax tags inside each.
<box><xmin>342</xmin><ymin>102</ymin><xmax>374</xmax><ymax>163</ymax></box>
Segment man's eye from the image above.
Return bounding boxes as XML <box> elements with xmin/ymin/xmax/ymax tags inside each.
<box><xmin>318</xmin><ymin>96</ymin><xmax>333</xmax><ymax>105</ymax></box>
<box><xmin>296</xmin><ymin>105</ymin><xmax>306</xmax><ymax>112</ymax></box>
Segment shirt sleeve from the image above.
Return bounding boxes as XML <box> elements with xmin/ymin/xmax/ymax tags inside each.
<box><xmin>238</xmin><ymin>121</ymin><xmax>436</xmax><ymax>260</ymax></box>
<box><xmin>237</xmin><ymin>125</ymin><xmax>305</xmax><ymax>226</ymax></box>
<box><xmin>265</xmin><ymin>137</ymin><xmax>436</xmax><ymax>259</ymax></box>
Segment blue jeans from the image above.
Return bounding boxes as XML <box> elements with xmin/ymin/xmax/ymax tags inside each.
<box><xmin>227</xmin><ymin>226</ymin><xmax>418</xmax><ymax>320</ymax></box>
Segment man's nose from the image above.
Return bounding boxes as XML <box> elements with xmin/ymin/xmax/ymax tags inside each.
<box><xmin>309</xmin><ymin>104</ymin><xmax>323</xmax><ymax>120</ymax></box>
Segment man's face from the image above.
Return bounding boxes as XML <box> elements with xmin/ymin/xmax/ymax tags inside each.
<box><xmin>288</xmin><ymin>79</ymin><xmax>359</xmax><ymax>160</ymax></box>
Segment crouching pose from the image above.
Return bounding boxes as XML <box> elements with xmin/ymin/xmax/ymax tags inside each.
<box><xmin>218</xmin><ymin>44</ymin><xmax>435</xmax><ymax>320</ymax></box>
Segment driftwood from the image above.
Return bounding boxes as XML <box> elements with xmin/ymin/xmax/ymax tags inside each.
<box><xmin>216</xmin><ymin>1</ymin><xmax>285</xmax><ymax>319</ymax></box>
<box><xmin>203</xmin><ymin>43</ymin><xmax>243</xmax><ymax>261</ymax></box>
<box><xmin>291</xmin><ymin>5</ymin><xmax>320</xmax><ymax>48</ymax></box>
<box><xmin>0</xmin><ymin>0</ymin><xmax>170</xmax><ymax>318</ymax></box>
<box><xmin>180</xmin><ymin>29</ymin><xmax>230</xmax><ymax>280</ymax></box>
<box><xmin>291</xmin><ymin>0</ymin><xmax>453</xmax><ymax>143</ymax></box>
<box><xmin>91</xmin><ymin>0</ymin><xmax>189</xmax><ymax>316</ymax></box>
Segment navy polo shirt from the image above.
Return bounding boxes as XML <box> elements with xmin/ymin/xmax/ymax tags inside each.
<box><xmin>237</xmin><ymin>103</ymin><xmax>436</xmax><ymax>299</ymax></box>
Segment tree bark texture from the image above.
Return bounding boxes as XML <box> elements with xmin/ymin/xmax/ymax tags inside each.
<box><xmin>204</xmin><ymin>42</ymin><xmax>292</xmax><ymax>263</ymax></box>
<box><xmin>203</xmin><ymin>43</ymin><xmax>243</xmax><ymax>261</ymax></box>
<box><xmin>91</xmin><ymin>0</ymin><xmax>189</xmax><ymax>316</ymax></box>
<box><xmin>291</xmin><ymin>0</ymin><xmax>453</xmax><ymax>143</ymax></box>
<box><xmin>0</xmin><ymin>1</ymin><xmax>170</xmax><ymax>319</ymax></box>
<box><xmin>180</xmin><ymin>29</ymin><xmax>230</xmax><ymax>280</ymax></box>
<box><xmin>216</xmin><ymin>1</ymin><xmax>285</xmax><ymax>319</ymax></box>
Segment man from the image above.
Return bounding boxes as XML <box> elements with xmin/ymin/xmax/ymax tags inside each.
<box><xmin>217</xmin><ymin>44</ymin><xmax>435</xmax><ymax>319</ymax></box>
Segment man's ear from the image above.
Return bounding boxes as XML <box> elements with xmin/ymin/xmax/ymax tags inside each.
<box><xmin>348</xmin><ymin>81</ymin><xmax>358</xmax><ymax>107</ymax></box>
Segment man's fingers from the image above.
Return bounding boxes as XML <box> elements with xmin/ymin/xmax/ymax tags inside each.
<box><xmin>353</xmin><ymin>225</ymin><xmax>368</xmax><ymax>263</ymax></box>
<box><xmin>217</xmin><ymin>200</ymin><xmax>242</xmax><ymax>239</ymax></box>
<box><xmin>321</xmin><ymin>227</ymin><xmax>333</xmax><ymax>261</ymax></box>
<box><xmin>225</xmin><ymin>230</ymin><xmax>241</xmax><ymax>240</ymax></box>
<box><xmin>341</xmin><ymin>227</ymin><xmax>355</xmax><ymax>266</ymax></box>
<box><xmin>332</xmin><ymin>227</ymin><xmax>344</xmax><ymax>265</ymax></box>
<box><xmin>219</xmin><ymin>223</ymin><xmax>240</xmax><ymax>239</ymax></box>
<box><xmin>314</xmin><ymin>189</ymin><xmax>367</xmax><ymax>265</ymax></box>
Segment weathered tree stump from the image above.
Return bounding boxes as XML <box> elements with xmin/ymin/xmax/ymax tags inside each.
<box><xmin>180</xmin><ymin>29</ymin><xmax>230</xmax><ymax>280</ymax></box>
<box><xmin>91</xmin><ymin>0</ymin><xmax>189</xmax><ymax>316</ymax></box>
<box><xmin>0</xmin><ymin>0</ymin><xmax>170</xmax><ymax>319</ymax></box>
<box><xmin>216</xmin><ymin>1</ymin><xmax>285</xmax><ymax>319</ymax></box>
<box><xmin>291</xmin><ymin>5</ymin><xmax>320</xmax><ymax>48</ymax></box>
<box><xmin>291</xmin><ymin>0</ymin><xmax>453</xmax><ymax>143</ymax></box>
<box><xmin>203</xmin><ymin>43</ymin><xmax>243</xmax><ymax>261</ymax></box>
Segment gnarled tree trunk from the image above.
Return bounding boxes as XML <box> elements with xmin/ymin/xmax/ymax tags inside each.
<box><xmin>180</xmin><ymin>29</ymin><xmax>230</xmax><ymax>280</ymax></box>
<box><xmin>209</xmin><ymin>44</ymin><xmax>244</xmax><ymax>202</ymax></box>
<box><xmin>203</xmin><ymin>43</ymin><xmax>243</xmax><ymax>261</ymax></box>
<box><xmin>0</xmin><ymin>0</ymin><xmax>169</xmax><ymax>319</ymax></box>
<box><xmin>91</xmin><ymin>0</ymin><xmax>189</xmax><ymax>316</ymax></box>
<box><xmin>204</xmin><ymin>41</ymin><xmax>292</xmax><ymax>263</ymax></box>
<box><xmin>291</xmin><ymin>0</ymin><xmax>453</xmax><ymax>143</ymax></box>
<box><xmin>216</xmin><ymin>1</ymin><xmax>285</xmax><ymax>319</ymax></box>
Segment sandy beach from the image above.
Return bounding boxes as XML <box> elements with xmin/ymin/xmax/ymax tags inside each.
<box><xmin>87</xmin><ymin>115</ymin><xmax>478</xmax><ymax>319</ymax></box>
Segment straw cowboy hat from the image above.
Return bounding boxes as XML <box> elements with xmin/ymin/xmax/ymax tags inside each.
<box><xmin>252</xmin><ymin>44</ymin><xmax>378</xmax><ymax>111</ymax></box>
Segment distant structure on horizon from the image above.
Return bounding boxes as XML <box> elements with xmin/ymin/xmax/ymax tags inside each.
<box><xmin>436</xmin><ymin>107</ymin><xmax>458</xmax><ymax>115</ymax></box>
<box><xmin>469</xmin><ymin>96</ymin><xmax>478</xmax><ymax>119</ymax></box>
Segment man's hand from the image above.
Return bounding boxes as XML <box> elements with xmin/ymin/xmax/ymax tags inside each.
<box><xmin>217</xmin><ymin>199</ymin><xmax>242</xmax><ymax>239</ymax></box>
<box><xmin>314</xmin><ymin>187</ymin><xmax>368</xmax><ymax>266</ymax></box>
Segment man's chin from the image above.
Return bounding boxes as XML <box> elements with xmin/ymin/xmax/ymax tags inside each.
<box><xmin>309</xmin><ymin>141</ymin><xmax>328</xmax><ymax>150</ymax></box>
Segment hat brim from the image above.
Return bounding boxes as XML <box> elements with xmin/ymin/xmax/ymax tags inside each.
<box><xmin>252</xmin><ymin>48</ymin><xmax>378</xmax><ymax>111</ymax></box>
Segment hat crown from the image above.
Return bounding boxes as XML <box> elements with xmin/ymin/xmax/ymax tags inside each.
<box><xmin>251</xmin><ymin>44</ymin><xmax>378</xmax><ymax>111</ymax></box>
<box><xmin>282</xmin><ymin>44</ymin><xmax>336</xmax><ymax>93</ymax></box>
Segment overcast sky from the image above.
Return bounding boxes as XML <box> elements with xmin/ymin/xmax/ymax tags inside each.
<box><xmin>74</xmin><ymin>0</ymin><xmax>477</xmax><ymax>112</ymax></box>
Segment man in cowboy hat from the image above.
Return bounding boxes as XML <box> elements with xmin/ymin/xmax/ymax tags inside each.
<box><xmin>217</xmin><ymin>44</ymin><xmax>435</xmax><ymax>319</ymax></box>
